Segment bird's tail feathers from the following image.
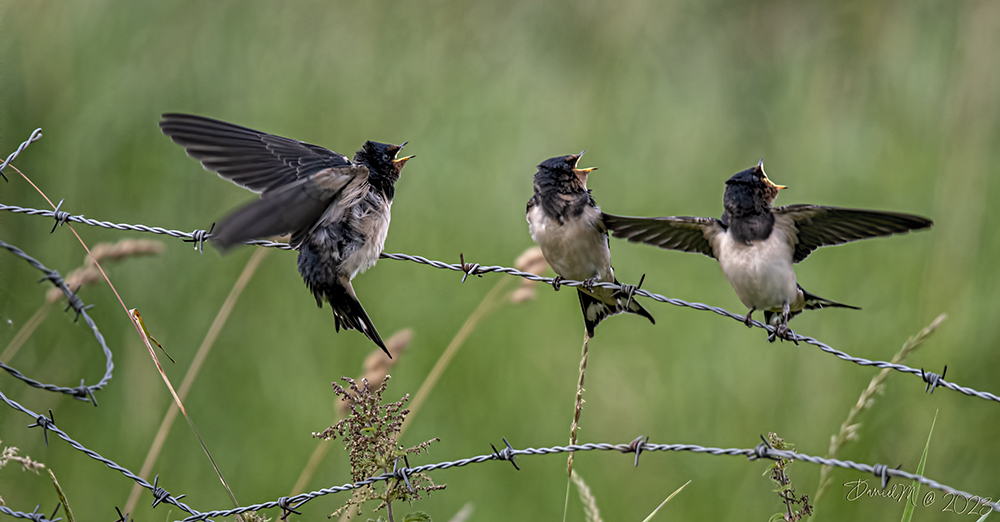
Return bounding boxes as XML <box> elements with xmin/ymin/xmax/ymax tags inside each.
<box><xmin>577</xmin><ymin>287</ymin><xmax>655</xmax><ymax>338</ymax></box>
<box><xmin>320</xmin><ymin>281</ymin><xmax>388</xmax><ymax>357</ymax></box>
<box><xmin>799</xmin><ymin>285</ymin><xmax>861</xmax><ymax>311</ymax></box>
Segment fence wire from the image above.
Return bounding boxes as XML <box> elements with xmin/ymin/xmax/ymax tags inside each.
<box><xmin>4</xmin><ymin>366</ymin><xmax>998</xmax><ymax>522</ymax></box>
<box><xmin>0</xmin><ymin>503</ymin><xmax>62</xmax><ymax>522</ymax></box>
<box><xmin>0</xmin><ymin>202</ymin><xmax>988</xmax><ymax>405</ymax></box>
<box><xmin>0</xmin><ymin>240</ymin><xmax>112</xmax><ymax>404</ymax></box>
<box><xmin>174</xmin><ymin>435</ymin><xmax>1000</xmax><ymax>521</ymax></box>
<box><xmin>2</xmin><ymin>129</ymin><xmax>995</xmax><ymax>522</ymax></box>
<box><xmin>0</xmin><ymin>128</ymin><xmax>42</xmax><ymax>182</ymax></box>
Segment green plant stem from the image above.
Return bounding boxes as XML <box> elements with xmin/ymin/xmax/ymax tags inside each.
<box><xmin>814</xmin><ymin>313</ymin><xmax>946</xmax><ymax>507</ymax></box>
<box><xmin>48</xmin><ymin>468</ymin><xmax>74</xmax><ymax>522</ymax></box>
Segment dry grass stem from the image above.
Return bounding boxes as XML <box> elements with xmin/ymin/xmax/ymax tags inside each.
<box><xmin>814</xmin><ymin>313</ymin><xmax>947</xmax><ymax>505</ymax></box>
<box><xmin>447</xmin><ymin>502</ymin><xmax>475</xmax><ymax>522</ymax></box>
<box><xmin>510</xmin><ymin>247</ymin><xmax>549</xmax><ymax>304</ymax></box>
<box><xmin>571</xmin><ymin>469</ymin><xmax>604</xmax><ymax>522</ymax></box>
<box><xmin>3</xmin><ymin>239</ymin><xmax>164</xmax><ymax>364</ymax></box>
<box><xmin>567</xmin><ymin>334</ymin><xmax>589</xmax><ymax>477</ymax></box>
<box><xmin>44</xmin><ymin>239</ymin><xmax>164</xmax><ymax>303</ymax></box>
<box><xmin>640</xmin><ymin>480</ymin><xmax>691</xmax><ymax>522</ymax></box>
<box><xmin>0</xmin><ymin>301</ymin><xmax>52</xmax><ymax>363</ymax></box>
<box><xmin>124</xmin><ymin>247</ymin><xmax>271</xmax><ymax>515</ymax></box>
<box><xmin>400</xmin><ymin>275</ymin><xmax>513</xmax><ymax>438</ymax></box>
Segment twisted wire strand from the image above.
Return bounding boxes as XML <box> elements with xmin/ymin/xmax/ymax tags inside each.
<box><xmin>3</xmin><ymin>368</ymin><xmax>996</xmax><ymax>522</ymax></box>
<box><xmin>176</xmin><ymin>440</ymin><xmax>999</xmax><ymax>521</ymax></box>
<box><xmin>0</xmin><ymin>504</ymin><xmax>61</xmax><ymax>522</ymax></box>
<box><xmin>0</xmin><ymin>216</ymin><xmax>995</xmax><ymax>520</ymax></box>
<box><xmin>0</xmin><ymin>128</ymin><xmax>43</xmax><ymax>181</ymax></box>
<box><xmin>0</xmin><ymin>388</ymin><xmax>202</xmax><ymax>518</ymax></box>
<box><xmin>0</xmin><ymin>203</ymin><xmax>992</xmax><ymax>404</ymax></box>
<box><xmin>0</xmin><ymin>240</ymin><xmax>113</xmax><ymax>403</ymax></box>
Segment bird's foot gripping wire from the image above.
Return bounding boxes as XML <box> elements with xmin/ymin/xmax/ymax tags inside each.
<box><xmin>743</xmin><ymin>308</ymin><xmax>755</xmax><ymax>328</ymax></box>
<box><xmin>766</xmin><ymin>303</ymin><xmax>799</xmax><ymax>345</ymax></box>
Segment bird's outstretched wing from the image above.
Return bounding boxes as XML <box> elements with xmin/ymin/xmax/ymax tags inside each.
<box><xmin>602</xmin><ymin>213</ymin><xmax>724</xmax><ymax>259</ymax></box>
<box><xmin>774</xmin><ymin>205</ymin><xmax>933</xmax><ymax>263</ymax></box>
<box><xmin>160</xmin><ymin>113</ymin><xmax>352</xmax><ymax>194</ymax></box>
<box><xmin>210</xmin><ymin>166</ymin><xmax>370</xmax><ymax>249</ymax></box>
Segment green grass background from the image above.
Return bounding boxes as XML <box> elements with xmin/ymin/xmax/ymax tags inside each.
<box><xmin>1</xmin><ymin>1</ymin><xmax>998</xmax><ymax>520</ymax></box>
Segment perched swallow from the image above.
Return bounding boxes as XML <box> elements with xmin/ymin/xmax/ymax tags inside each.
<box><xmin>526</xmin><ymin>153</ymin><xmax>654</xmax><ymax>337</ymax></box>
<box><xmin>603</xmin><ymin>160</ymin><xmax>932</xmax><ymax>342</ymax></box>
<box><xmin>160</xmin><ymin>113</ymin><xmax>414</xmax><ymax>356</ymax></box>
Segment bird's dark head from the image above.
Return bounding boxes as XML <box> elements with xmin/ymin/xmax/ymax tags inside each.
<box><xmin>723</xmin><ymin>159</ymin><xmax>786</xmax><ymax>214</ymax></box>
<box><xmin>535</xmin><ymin>152</ymin><xmax>597</xmax><ymax>191</ymax></box>
<box><xmin>355</xmin><ymin>141</ymin><xmax>414</xmax><ymax>195</ymax></box>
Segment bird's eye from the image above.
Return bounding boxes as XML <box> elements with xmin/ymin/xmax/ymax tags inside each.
<box><xmin>382</xmin><ymin>153</ymin><xmax>390</xmax><ymax>162</ymax></box>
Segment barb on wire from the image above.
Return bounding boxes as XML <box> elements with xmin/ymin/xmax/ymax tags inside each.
<box><xmin>0</xmin><ymin>203</ymin><xmax>995</xmax><ymax>406</ymax></box>
<box><xmin>0</xmin><ymin>240</ymin><xmax>114</xmax><ymax>403</ymax></box>
<box><xmin>27</xmin><ymin>409</ymin><xmax>56</xmax><ymax>446</ymax></box>
<box><xmin>0</xmin><ymin>127</ymin><xmax>42</xmax><ymax>181</ymax></box>
<box><xmin>0</xmin><ymin>502</ymin><xmax>62</xmax><ymax>522</ymax></box>
<box><xmin>0</xmin><ymin>388</ymin><xmax>202</xmax><ymax>518</ymax></box>
<box><xmin>174</xmin><ymin>436</ymin><xmax>999</xmax><ymax>522</ymax></box>
<box><xmin>923</xmin><ymin>366</ymin><xmax>947</xmax><ymax>394</ymax></box>
<box><xmin>49</xmin><ymin>199</ymin><xmax>72</xmax><ymax>233</ymax></box>
<box><xmin>0</xmin><ymin>204</ymin><xmax>293</xmax><ymax>250</ymax></box>
<box><xmin>623</xmin><ymin>435</ymin><xmax>649</xmax><ymax>467</ymax></box>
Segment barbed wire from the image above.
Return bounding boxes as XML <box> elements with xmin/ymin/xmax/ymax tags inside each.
<box><xmin>3</xmin><ymin>362</ymin><xmax>997</xmax><ymax>522</ymax></box>
<box><xmin>0</xmin><ymin>128</ymin><xmax>42</xmax><ymax>182</ymax></box>
<box><xmin>178</xmin><ymin>435</ymin><xmax>999</xmax><ymax>521</ymax></box>
<box><xmin>0</xmin><ymin>240</ymin><xmax>112</xmax><ymax>404</ymax></box>
<box><xmin>0</xmin><ymin>387</ymin><xmax>202</xmax><ymax>519</ymax></box>
<box><xmin>2</xmin><ymin>130</ymin><xmax>995</xmax><ymax>522</ymax></box>
<box><xmin>0</xmin><ymin>503</ymin><xmax>62</xmax><ymax>522</ymax></box>
<box><xmin>0</xmin><ymin>202</ymin><xmax>989</xmax><ymax>405</ymax></box>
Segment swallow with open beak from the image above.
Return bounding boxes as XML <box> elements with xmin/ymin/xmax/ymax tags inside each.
<box><xmin>159</xmin><ymin>113</ymin><xmax>414</xmax><ymax>356</ymax></box>
<box><xmin>603</xmin><ymin>160</ymin><xmax>932</xmax><ymax>342</ymax></box>
<box><xmin>526</xmin><ymin>152</ymin><xmax>654</xmax><ymax>337</ymax></box>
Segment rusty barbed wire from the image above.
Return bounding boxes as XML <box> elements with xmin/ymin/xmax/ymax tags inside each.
<box><xmin>0</xmin><ymin>202</ymin><xmax>994</xmax><ymax>405</ymax></box>
<box><xmin>0</xmin><ymin>240</ymin><xmax>112</xmax><ymax>404</ymax></box>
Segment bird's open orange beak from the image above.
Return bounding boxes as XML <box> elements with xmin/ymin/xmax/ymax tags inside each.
<box><xmin>765</xmin><ymin>177</ymin><xmax>787</xmax><ymax>190</ymax></box>
<box><xmin>393</xmin><ymin>154</ymin><xmax>415</xmax><ymax>166</ymax></box>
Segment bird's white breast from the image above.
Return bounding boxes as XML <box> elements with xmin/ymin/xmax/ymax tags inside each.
<box><xmin>343</xmin><ymin>199</ymin><xmax>392</xmax><ymax>280</ymax></box>
<box><xmin>714</xmin><ymin>227</ymin><xmax>801</xmax><ymax>312</ymax></box>
<box><xmin>527</xmin><ymin>205</ymin><xmax>613</xmax><ymax>283</ymax></box>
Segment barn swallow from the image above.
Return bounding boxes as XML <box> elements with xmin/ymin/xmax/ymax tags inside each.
<box><xmin>159</xmin><ymin>113</ymin><xmax>414</xmax><ymax>356</ymax></box>
<box><xmin>526</xmin><ymin>153</ymin><xmax>654</xmax><ymax>337</ymax></box>
<box><xmin>603</xmin><ymin>160</ymin><xmax>932</xmax><ymax>342</ymax></box>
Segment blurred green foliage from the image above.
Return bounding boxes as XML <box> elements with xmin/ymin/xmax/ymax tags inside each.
<box><xmin>1</xmin><ymin>1</ymin><xmax>998</xmax><ymax>520</ymax></box>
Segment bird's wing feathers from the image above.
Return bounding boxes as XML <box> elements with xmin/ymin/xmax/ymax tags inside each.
<box><xmin>774</xmin><ymin>204</ymin><xmax>933</xmax><ymax>263</ymax></box>
<box><xmin>160</xmin><ymin>113</ymin><xmax>352</xmax><ymax>193</ymax></box>
<box><xmin>213</xmin><ymin>165</ymin><xmax>368</xmax><ymax>250</ymax></box>
<box><xmin>602</xmin><ymin>213</ymin><xmax>724</xmax><ymax>259</ymax></box>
